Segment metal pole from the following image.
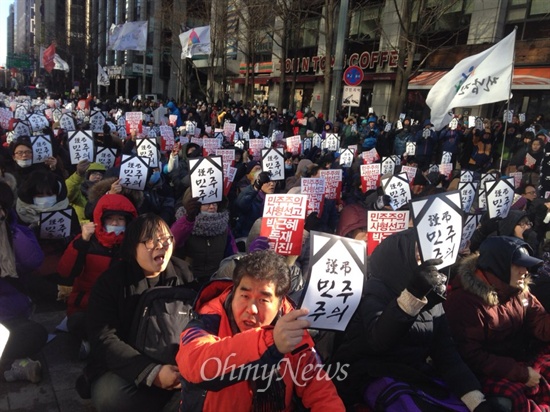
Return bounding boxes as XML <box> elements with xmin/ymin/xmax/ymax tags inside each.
<box><xmin>328</xmin><ymin>0</ymin><xmax>349</xmax><ymax>122</ymax></box>
<box><xmin>142</xmin><ymin>52</ymin><xmax>146</xmax><ymax>97</ymax></box>
<box><xmin>499</xmin><ymin>27</ymin><xmax>517</xmax><ymax>173</ymax></box>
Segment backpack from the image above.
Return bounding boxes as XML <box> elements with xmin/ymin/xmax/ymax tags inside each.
<box><xmin>364</xmin><ymin>377</ymin><xmax>469</xmax><ymax>412</ymax></box>
<box><xmin>129</xmin><ymin>285</ymin><xmax>197</xmax><ymax>365</ymax></box>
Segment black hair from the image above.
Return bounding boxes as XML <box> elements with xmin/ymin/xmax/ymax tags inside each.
<box><xmin>17</xmin><ymin>170</ymin><xmax>66</xmax><ymax>204</ymax></box>
<box><xmin>119</xmin><ymin>213</ymin><xmax>172</xmax><ymax>261</ymax></box>
<box><xmin>233</xmin><ymin>250</ymin><xmax>290</xmax><ymax>298</ymax></box>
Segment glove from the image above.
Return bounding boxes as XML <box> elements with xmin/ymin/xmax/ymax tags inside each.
<box><xmin>183</xmin><ymin>196</ymin><xmax>201</xmax><ymax>221</ymax></box>
<box><xmin>248</xmin><ymin>236</ymin><xmax>270</xmax><ymax>252</ymax></box>
<box><xmin>407</xmin><ymin>258</ymin><xmax>444</xmax><ymax>299</ymax></box>
<box><xmin>254</xmin><ymin>171</ymin><xmax>272</xmax><ymax>191</ymax></box>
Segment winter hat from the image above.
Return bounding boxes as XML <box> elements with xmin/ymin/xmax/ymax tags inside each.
<box><xmin>296</xmin><ymin>159</ymin><xmax>313</xmax><ymax>177</ymax></box>
<box><xmin>86</xmin><ymin>162</ymin><xmax>106</xmax><ymax>179</ymax></box>
<box><xmin>246</xmin><ymin>160</ymin><xmax>260</xmax><ymax>175</ymax></box>
<box><xmin>367</xmin><ymin>116</ymin><xmax>377</xmax><ymax>123</ymax></box>
<box><xmin>477</xmin><ymin>236</ymin><xmax>542</xmax><ymax>283</ymax></box>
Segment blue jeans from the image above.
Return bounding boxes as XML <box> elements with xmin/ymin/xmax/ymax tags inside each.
<box><xmin>91</xmin><ymin>371</ymin><xmax>179</xmax><ymax>412</ymax></box>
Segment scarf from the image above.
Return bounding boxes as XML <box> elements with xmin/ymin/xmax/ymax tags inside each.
<box><xmin>0</xmin><ymin>221</ymin><xmax>17</xmax><ymax>278</ymax></box>
<box><xmin>15</xmin><ymin>198</ymin><xmax>70</xmax><ymax>225</ymax></box>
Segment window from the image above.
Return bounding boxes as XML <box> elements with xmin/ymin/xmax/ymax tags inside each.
<box><xmin>350</xmin><ymin>4</ymin><xmax>382</xmax><ymax>41</ymax></box>
<box><xmin>506</xmin><ymin>0</ymin><xmax>550</xmax><ymax>40</ymax></box>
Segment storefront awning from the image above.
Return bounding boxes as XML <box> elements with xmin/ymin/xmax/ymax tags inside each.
<box><xmin>409</xmin><ymin>67</ymin><xmax>550</xmax><ymax>90</ymax></box>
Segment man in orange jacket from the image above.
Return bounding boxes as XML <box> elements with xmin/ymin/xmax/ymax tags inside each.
<box><xmin>176</xmin><ymin>250</ymin><xmax>345</xmax><ymax>411</ymax></box>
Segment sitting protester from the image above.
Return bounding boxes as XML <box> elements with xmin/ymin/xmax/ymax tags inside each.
<box><xmin>445</xmin><ymin>236</ymin><xmax>550</xmax><ymax>411</ymax></box>
<box><xmin>171</xmin><ymin>189</ymin><xmax>237</xmax><ymax>286</ymax></box>
<box><xmin>57</xmin><ymin>194</ymin><xmax>137</xmax><ymax>356</ymax></box>
<box><xmin>85</xmin><ymin>213</ymin><xmax>194</xmax><ymax>412</ymax></box>
<box><xmin>332</xmin><ymin>229</ymin><xmax>497</xmax><ymax>412</ymax></box>
<box><xmin>176</xmin><ymin>250</ymin><xmax>345</xmax><ymax>411</ymax></box>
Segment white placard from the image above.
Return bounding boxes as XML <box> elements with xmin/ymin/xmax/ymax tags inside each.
<box><xmin>324</xmin><ymin>133</ymin><xmax>340</xmax><ymax>151</ymax></box>
<box><xmin>460</xmin><ymin>170</ymin><xmax>474</xmax><ymax>182</ymax></box>
<box><xmin>12</xmin><ymin>121</ymin><xmax>31</xmax><ymax>138</ymax></box>
<box><xmin>381</xmin><ymin>156</ymin><xmax>397</xmax><ymax>176</ymax></box>
<box><xmin>95</xmin><ymin>146</ymin><xmax>117</xmax><ymax>169</ymax></box>
<box><xmin>441</xmin><ymin>151</ymin><xmax>452</xmax><ymax>165</ymax></box>
<box><xmin>361</xmin><ymin>163</ymin><xmax>381</xmax><ymax>192</ymax></box>
<box><xmin>405</xmin><ymin>142</ymin><xmax>416</xmax><ymax>156</ymax></box>
<box><xmin>14</xmin><ymin>105</ymin><xmax>27</xmax><ymax>120</ymax></box>
<box><xmin>339</xmin><ymin>148</ymin><xmax>355</xmax><ymax>168</ymax></box>
<box><xmin>0</xmin><ymin>107</ymin><xmax>12</xmax><ymax>129</ymax></box>
<box><xmin>119</xmin><ymin>155</ymin><xmax>149</xmax><ymax>191</ymax></box>
<box><xmin>299</xmin><ymin>232</ymin><xmax>365</xmax><ymax>331</ymax></box>
<box><xmin>136</xmin><ymin>138</ymin><xmax>159</xmax><ymax>168</ymax></box>
<box><xmin>485</xmin><ymin>178</ymin><xmax>515</xmax><ymax>219</ymax></box>
<box><xmin>31</xmin><ymin>135</ymin><xmax>53</xmax><ymax>164</ymax></box>
<box><xmin>458</xmin><ymin>181</ymin><xmax>478</xmax><ymax>213</ymax></box>
<box><xmin>261</xmin><ymin>148</ymin><xmax>285</xmax><ymax>181</ymax></box>
<box><xmin>68</xmin><ymin>131</ymin><xmax>94</xmax><ymax>164</ymax></box>
<box><xmin>381</xmin><ymin>173</ymin><xmax>411</xmax><ymax>210</ymax></box>
<box><xmin>27</xmin><ymin>113</ymin><xmax>49</xmax><ymax>133</ymax></box>
<box><xmin>59</xmin><ymin>113</ymin><xmax>76</xmax><ymax>131</ymax></box>
<box><xmin>411</xmin><ymin>191</ymin><xmax>463</xmax><ymax>269</ymax></box>
<box><xmin>401</xmin><ymin>165</ymin><xmax>417</xmax><ymax>183</ymax></box>
<box><xmin>39</xmin><ymin>209</ymin><xmax>73</xmax><ymax>239</ymax></box>
<box><xmin>460</xmin><ymin>214</ymin><xmax>482</xmax><ymax>251</ymax></box>
<box><xmin>90</xmin><ymin>111</ymin><xmax>106</xmax><ymax>133</ymax></box>
<box><xmin>189</xmin><ymin>156</ymin><xmax>224</xmax><ymax>204</ymax></box>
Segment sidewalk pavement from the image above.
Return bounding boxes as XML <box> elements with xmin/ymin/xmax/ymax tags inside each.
<box><xmin>0</xmin><ymin>302</ymin><xmax>96</xmax><ymax>412</ymax></box>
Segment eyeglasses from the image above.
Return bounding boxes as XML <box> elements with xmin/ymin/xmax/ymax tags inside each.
<box><xmin>14</xmin><ymin>150</ymin><xmax>32</xmax><ymax>156</ymax></box>
<box><xmin>519</xmin><ymin>221</ymin><xmax>533</xmax><ymax>228</ymax></box>
<box><xmin>141</xmin><ymin>235</ymin><xmax>174</xmax><ymax>250</ymax></box>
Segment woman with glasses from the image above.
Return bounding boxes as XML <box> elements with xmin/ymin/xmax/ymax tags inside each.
<box><xmin>85</xmin><ymin>213</ymin><xmax>194</xmax><ymax>412</ymax></box>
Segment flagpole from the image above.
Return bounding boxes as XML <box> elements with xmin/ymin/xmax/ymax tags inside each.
<box><xmin>499</xmin><ymin>27</ymin><xmax>517</xmax><ymax>173</ymax></box>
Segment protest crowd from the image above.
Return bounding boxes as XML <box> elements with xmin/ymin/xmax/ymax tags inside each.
<box><xmin>4</xmin><ymin>84</ymin><xmax>550</xmax><ymax>412</ymax></box>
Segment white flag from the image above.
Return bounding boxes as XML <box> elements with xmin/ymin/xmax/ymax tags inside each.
<box><xmin>107</xmin><ymin>23</ymin><xmax>124</xmax><ymax>50</ymax></box>
<box><xmin>179</xmin><ymin>26</ymin><xmax>211</xmax><ymax>59</ymax></box>
<box><xmin>53</xmin><ymin>54</ymin><xmax>70</xmax><ymax>72</ymax></box>
<box><xmin>111</xmin><ymin>21</ymin><xmax>148</xmax><ymax>51</ymax></box>
<box><xmin>97</xmin><ymin>63</ymin><xmax>110</xmax><ymax>86</ymax></box>
<box><xmin>426</xmin><ymin>29</ymin><xmax>516</xmax><ymax>131</ymax></box>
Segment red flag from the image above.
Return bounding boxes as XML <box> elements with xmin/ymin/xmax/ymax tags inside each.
<box><xmin>42</xmin><ymin>43</ymin><xmax>56</xmax><ymax>73</ymax></box>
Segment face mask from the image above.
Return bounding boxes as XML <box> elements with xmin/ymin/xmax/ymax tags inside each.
<box><xmin>105</xmin><ymin>225</ymin><xmax>125</xmax><ymax>235</ymax></box>
<box><xmin>285</xmin><ymin>164</ymin><xmax>293</xmax><ymax>170</ymax></box>
<box><xmin>33</xmin><ymin>195</ymin><xmax>57</xmax><ymax>208</ymax></box>
<box><xmin>16</xmin><ymin>159</ymin><xmax>32</xmax><ymax>168</ymax></box>
<box><xmin>200</xmin><ymin>211</ymin><xmax>217</xmax><ymax>216</ymax></box>
<box><xmin>149</xmin><ymin>171</ymin><xmax>161</xmax><ymax>185</ymax></box>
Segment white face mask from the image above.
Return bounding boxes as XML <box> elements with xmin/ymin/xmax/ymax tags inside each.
<box><xmin>105</xmin><ymin>225</ymin><xmax>125</xmax><ymax>235</ymax></box>
<box><xmin>200</xmin><ymin>211</ymin><xmax>217</xmax><ymax>216</ymax></box>
<box><xmin>33</xmin><ymin>195</ymin><xmax>57</xmax><ymax>208</ymax></box>
<box><xmin>16</xmin><ymin>159</ymin><xmax>32</xmax><ymax>168</ymax></box>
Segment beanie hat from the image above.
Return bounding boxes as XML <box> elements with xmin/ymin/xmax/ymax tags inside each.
<box><xmin>246</xmin><ymin>160</ymin><xmax>260</xmax><ymax>175</ymax></box>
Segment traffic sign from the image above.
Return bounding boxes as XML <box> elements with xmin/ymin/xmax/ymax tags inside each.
<box><xmin>343</xmin><ymin>65</ymin><xmax>364</xmax><ymax>86</ymax></box>
<box><xmin>342</xmin><ymin>86</ymin><xmax>361</xmax><ymax>107</ymax></box>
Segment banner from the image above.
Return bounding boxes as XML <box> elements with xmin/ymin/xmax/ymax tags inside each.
<box><xmin>97</xmin><ymin>63</ymin><xmax>110</xmax><ymax>86</ymax></box>
<box><xmin>427</xmin><ymin>29</ymin><xmax>516</xmax><ymax>131</ymax></box>
<box><xmin>53</xmin><ymin>54</ymin><xmax>69</xmax><ymax>72</ymax></box>
<box><xmin>179</xmin><ymin>25</ymin><xmax>211</xmax><ymax>58</ymax></box>
<box><xmin>42</xmin><ymin>43</ymin><xmax>56</xmax><ymax>73</ymax></box>
<box><xmin>110</xmin><ymin>21</ymin><xmax>148</xmax><ymax>51</ymax></box>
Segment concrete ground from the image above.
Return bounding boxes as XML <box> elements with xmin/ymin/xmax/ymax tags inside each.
<box><xmin>0</xmin><ymin>291</ymin><xmax>96</xmax><ymax>411</ymax></box>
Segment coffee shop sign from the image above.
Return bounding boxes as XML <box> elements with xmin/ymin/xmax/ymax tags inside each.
<box><xmin>285</xmin><ymin>50</ymin><xmax>399</xmax><ymax>74</ymax></box>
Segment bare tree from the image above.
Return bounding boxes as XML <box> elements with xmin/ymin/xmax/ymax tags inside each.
<box><xmin>383</xmin><ymin>0</ymin><xmax>467</xmax><ymax>120</ymax></box>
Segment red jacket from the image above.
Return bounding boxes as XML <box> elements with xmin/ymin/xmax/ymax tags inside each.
<box><xmin>176</xmin><ymin>280</ymin><xmax>345</xmax><ymax>411</ymax></box>
<box><xmin>445</xmin><ymin>254</ymin><xmax>550</xmax><ymax>384</ymax></box>
<box><xmin>57</xmin><ymin>194</ymin><xmax>137</xmax><ymax>315</ymax></box>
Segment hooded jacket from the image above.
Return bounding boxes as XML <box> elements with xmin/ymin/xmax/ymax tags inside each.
<box><xmin>445</xmin><ymin>244</ymin><xmax>550</xmax><ymax>384</ymax></box>
<box><xmin>176</xmin><ymin>279</ymin><xmax>345</xmax><ymax>412</ymax></box>
<box><xmin>57</xmin><ymin>194</ymin><xmax>137</xmax><ymax>315</ymax></box>
<box><xmin>332</xmin><ymin>229</ymin><xmax>482</xmax><ymax>407</ymax></box>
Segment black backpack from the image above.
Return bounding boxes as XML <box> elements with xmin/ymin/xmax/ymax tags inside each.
<box><xmin>129</xmin><ymin>285</ymin><xmax>197</xmax><ymax>365</ymax></box>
